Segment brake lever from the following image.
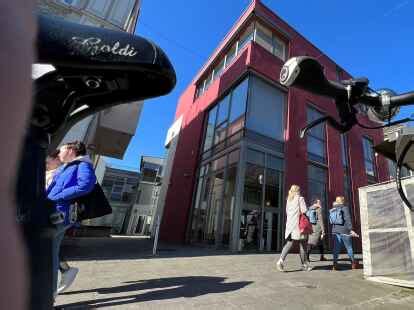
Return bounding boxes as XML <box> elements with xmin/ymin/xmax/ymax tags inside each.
<box><xmin>300</xmin><ymin>115</ymin><xmax>352</xmax><ymax>139</ymax></box>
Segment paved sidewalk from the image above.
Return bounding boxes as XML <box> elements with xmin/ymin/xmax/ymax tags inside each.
<box><xmin>56</xmin><ymin>237</ymin><xmax>414</xmax><ymax>309</ymax></box>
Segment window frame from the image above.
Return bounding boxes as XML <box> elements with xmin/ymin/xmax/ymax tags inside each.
<box><xmin>362</xmin><ymin>136</ymin><xmax>377</xmax><ymax>178</ymax></box>
<box><xmin>306</xmin><ymin>104</ymin><xmax>327</xmax><ymax>164</ymax></box>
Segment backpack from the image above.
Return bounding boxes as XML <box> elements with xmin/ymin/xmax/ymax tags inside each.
<box><xmin>329</xmin><ymin>207</ymin><xmax>344</xmax><ymax>225</ymax></box>
<box><xmin>306</xmin><ymin>208</ymin><xmax>318</xmax><ymax>225</ymax></box>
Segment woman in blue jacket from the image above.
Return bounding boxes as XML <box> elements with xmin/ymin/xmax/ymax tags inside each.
<box><xmin>46</xmin><ymin>141</ymin><xmax>96</xmax><ymax>297</ymax></box>
<box><xmin>330</xmin><ymin>196</ymin><xmax>359</xmax><ymax>270</ymax></box>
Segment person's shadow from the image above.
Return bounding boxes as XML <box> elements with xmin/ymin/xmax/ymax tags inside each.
<box><xmin>56</xmin><ymin>276</ymin><xmax>253</xmax><ymax>309</ymax></box>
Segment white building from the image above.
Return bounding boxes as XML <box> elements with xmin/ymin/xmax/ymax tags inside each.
<box><xmin>99</xmin><ymin>167</ymin><xmax>140</xmax><ymax>234</ymax></box>
<box><xmin>125</xmin><ymin>156</ymin><xmax>164</xmax><ymax>235</ymax></box>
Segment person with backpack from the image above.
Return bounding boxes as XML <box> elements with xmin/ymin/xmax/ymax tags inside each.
<box><xmin>306</xmin><ymin>198</ymin><xmax>326</xmax><ymax>261</ymax></box>
<box><xmin>46</xmin><ymin>141</ymin><xmax>96</xmax><ymax>298</ymax></box>
<box><xmin>276</xmin><ymin>185</ymin><xmax>312</xmax><ymax>272</ymax></box>
<box><xmin>329</xmin><ymin>196</ymin><xmax>359</xmax><ymax>270</ymax></box>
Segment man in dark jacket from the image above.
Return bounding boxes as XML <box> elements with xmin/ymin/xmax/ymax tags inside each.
<box><xmin>330</xmin><ymin>196</ymin><xmax>359</xmax><ymax>270</ymax></box>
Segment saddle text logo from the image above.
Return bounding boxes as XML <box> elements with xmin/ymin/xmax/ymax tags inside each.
<box><xmin>71</xmin><ymin>37</ymin><xmax>138</xmax><ymax>57</ymax></box>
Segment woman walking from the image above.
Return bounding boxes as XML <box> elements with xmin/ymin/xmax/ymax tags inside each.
<box><xmin>306</xmin><ymin>198</ymin><xmax>326</xmax><ymax>261</ymax></box>
<box><xmin>276</xmin><ymin>185</ymin><xmax>312</xmax><ymax>272</ymax></box>
<box><xmin>330</xmin><ymin>196</ymin><xmax>359</xmax><ymax>270</ymax></box>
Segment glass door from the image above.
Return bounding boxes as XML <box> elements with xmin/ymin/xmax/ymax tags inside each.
<box><xmin>239</xmin><ymin>148</ymin><xmax>284</xmax><ymax>252</ymax></box>
<box><xmin>240</xmin><ymin>149</ymin><xmax>265</xmax><ymax>251</ymax></box>
<box><xmin>204</xmin><ymin>170</ymin><xmax>225</xmax><ymax>245</ymax></box>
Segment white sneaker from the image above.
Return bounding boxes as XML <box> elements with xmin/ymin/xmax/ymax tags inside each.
<box><xmin>276</xmin><ymin>260</ymin><xmax>284</xmax><ymax>272</ymax></box>
<box><xmin>57</xmin><ymin>267</ymin><xmax>79</xmax><ymax>294</ymax></box>
<box><xmin>302</xmin><ymin>264</ymin><xmax>313</xmax><ymax>271</ymax></box>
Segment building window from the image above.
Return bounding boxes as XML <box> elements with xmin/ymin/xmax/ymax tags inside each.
<box><xmin>255</xmin><ymin>22</ymin><xmax>286</xmax><ymax>60</ymax></box>
<box><xmin>246</xmin><ymin>76</ymin><xmax>286</xmax><ymax>141</ymax></box>
<box><xmin>362</xmin><ymin>136</ymin><xmax>376</xmax><ymax>178</ymax></box>
<box><xmin>307</xmin><ymin>164</ymin><xmax>328</xmax><ymax>213</ymax></box>
<box><xmin>343</xmin><ymin>171</ymin><xmax>353</xmax><ymax>210</ymax></box>
<box><xmin>86</xmin><ymin>0</ymin><xmax>111</xmax><ymax>18</ymax></box>
<box><xmin>194</xmin><ymin>20</ymin><xmax>287</xmax><ymax>100</ymax></box>
<box><xmin>238</xmin><ymin>23</ymin><xmax>254</xmax><ymax>53</ymax></box>
<box><xmin>107</xmin><ymin>0</ymin><xmax>135</xmax><ymax>27</ymax></box>
<box><xmin>340</xmin><ymin>134</ymin><xmax>353</xmax><ymax>211</ymax></box>
<box><xmin>213</xmin><ymin>58</ymin><xmax>225</xmax><ymax>80</ymax></box>
<box><xmin>190</xmin><ymin>150</ymin><xmax>240</xmax><ymax>248</ymax></box>
<box><xmin>340</xmin><ymin>134</ymin><xmax>349</xmax><ymax>168</ymax></box>
<box><xmin>307</xmin><ymin>106</ymin><xmax>326</xmax><ymax>163</ymax></box>
<box><xmin>255</xmin><ymin>23</ymin><xmax>274</xmax><ymax>54</ymax></box>
<box><xmin>226</xmin><ymin>43</ymin><xmax>237</xmax><ymax>67</ymax></box>
<box><xmin>201</xmin><ymin>77</ymin><xmax>248</xmax><ymax>155</ymax></box>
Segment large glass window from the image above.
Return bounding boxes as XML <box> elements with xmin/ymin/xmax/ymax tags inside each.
<box><xmin>228</xmin><ymin>78</ymin><xmax>248</xmax><ymax>141</ymax></box>
<box><xmin>307</xmin><ymin>106</ymin><xmax>326</xmax><ymax>163</ymax></box>
<box><xmin>190</xmin><ymin>150</ymin><xmax>239</xmax><ymax>249</ymax></box>
<box><xmin>246</xmin><ymin>76</ymin><xmax>285</xmax><ymax>141</ymax></box>
<box><xmin>307</xmin><ymin>164</ymin><xmax>328</xmax><ymax>211</ymax></box>
<box><xmin>241</xmin><ymin>160</ymin><xmax>264</xmax><ymax>250</ymax></box>
<box><xmin>244</xmin><ymin>158</ymin><xmax>264</xmax><ymax>206</ymax></box>
<box><xmin>265</xmin><ymin>160</ymin><xmax>283</xmax><ymax>208</ymax></box>
<box><xmin>216</xmin><ymin>94</ymin><xmax>230</xmax><ymax>125</ymax></box>
<box><xmin>362</xmin><ymin>137</ymin><xmax>376</xmax><ymax>177</ymax></box>
<box><xmin>201</xmin><ymin>78</ymin><xmax>248</xmax><ymax>155</ymax></box>
<box><xmin>221</xmin><ymin>150</ymin><xmax>240</xmax><ymax>246</ymax></box>
<box><xmin>203</xmin><ymin>106</ymin><xmax>217</xmax><ymax>152</ymax></box>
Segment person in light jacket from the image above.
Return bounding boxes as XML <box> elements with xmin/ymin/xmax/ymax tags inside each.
<box><xmin>306</xmin><ymin>198</ymin><xmax>326</xmax><ymax>261</ymax></box>
<box><xmin>331</xmin><ymin>196</ymin><xmax>359</xmax><ymax>270</ymax></box>
<box><xmin>276</xmin><ymin>185</ymin><xmax>312</xmax><ymax>272</ymax></box>
<box><xmin>46</xmin><ymin>141</ymin><xmax>96</xmax><ymax>297</ymax></box>
<box><xmin>45</xmin><ymin>149</ymin><xmax>62</xmax><ymax>189</ymax></box>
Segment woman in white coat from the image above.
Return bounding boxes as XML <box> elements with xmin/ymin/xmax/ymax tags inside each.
<box><xmin>276</xmin><ymin>185</ymin><xmax>312</xmax><ymax>272</ymax></box>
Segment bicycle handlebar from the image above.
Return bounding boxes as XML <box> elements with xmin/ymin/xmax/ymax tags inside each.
<box><xmin>280</xmin><ymin>57</ymin><xmax>414</xmax><ymax>127</ymax></box>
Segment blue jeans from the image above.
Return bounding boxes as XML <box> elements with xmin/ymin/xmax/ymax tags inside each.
<box><xmin>53</xmin><ymin>224</ymin><xmax>67</xmax><ymax>294</ymax></box>
<box><xmin>332</xmin><ymin>233</ymin><xmax>354</xmax><ymax>263</ymax></box>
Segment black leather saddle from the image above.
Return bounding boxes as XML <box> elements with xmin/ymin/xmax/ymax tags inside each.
<box><xmin>33</xmin><ymin>14</ymin><xmax>176</xmax><ymax>145</ymax></box>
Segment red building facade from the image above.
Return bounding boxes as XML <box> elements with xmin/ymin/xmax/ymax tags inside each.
<box><xmin>159</xmin><ymin>1</ymin><xmax>389</xmax><ymax>252</ymax></box>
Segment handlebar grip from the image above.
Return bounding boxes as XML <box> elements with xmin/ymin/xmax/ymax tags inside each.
<box><xmin>390</xmin><ymin>92</ymin><xmax>414</xmax><ymax>107</ymax></box>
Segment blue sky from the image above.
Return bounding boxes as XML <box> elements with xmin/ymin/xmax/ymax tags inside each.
<box><xmin>107</xmin><ymin>0</ymin><xmax>414</xmax><ymax>171</ymax></box>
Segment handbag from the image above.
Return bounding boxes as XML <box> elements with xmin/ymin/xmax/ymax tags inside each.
<box><xmin>76</xmin><ymin>183</ymin><xmax>112</xmax><ymax>220</ymax></box>
<box><xmin>299</xmin><ymin>213</ymin><xmax>313</xmax><ymax>235</ymax></box>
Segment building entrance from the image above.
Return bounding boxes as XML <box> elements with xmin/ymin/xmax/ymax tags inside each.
<box><xmin>237</xmin><ymin>147</ymin><xmax>284</xmax><ymax>252</ymax></box>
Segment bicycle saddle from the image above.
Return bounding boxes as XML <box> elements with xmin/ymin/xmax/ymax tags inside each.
<box><xmin>33</xmin><ymin>14</ymin><xmax>176</xmax><ymax>144</ymax></box>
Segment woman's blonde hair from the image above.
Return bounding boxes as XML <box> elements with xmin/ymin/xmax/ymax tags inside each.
<box><xmin>287</xmin><ymin>184</ymin><xmax>300</xmax><ymax>201</ymax></box>
<box><xmin>334</xmin><ymin>196</ymin><xmax>345</xmax><ymax>205</ymax></box>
